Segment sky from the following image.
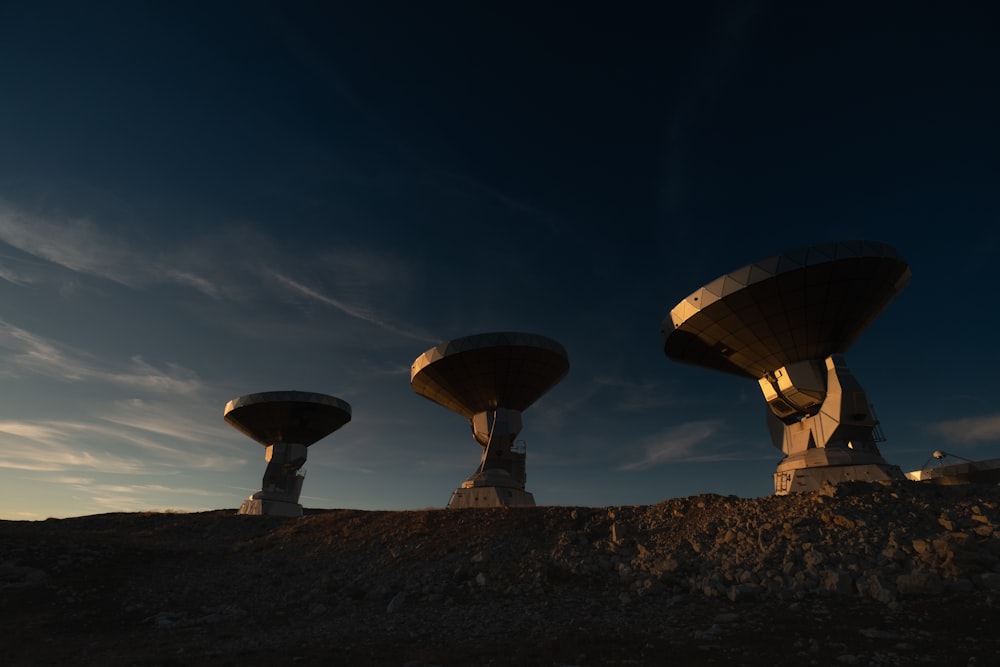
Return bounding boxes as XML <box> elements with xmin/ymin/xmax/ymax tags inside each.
<box><xmin>1</xmin><ymin>1</ymin><xmax>999</xmax><ymax>519</ymax></box>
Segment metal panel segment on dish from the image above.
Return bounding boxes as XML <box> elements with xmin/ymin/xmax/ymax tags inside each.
<box><xmin>411</xmin><ymin>332</ymin><xmax>569</xmax><ymax>508</ymax></box>
<box><xmin>661</xmin><ymin>240</ymin><xmax>911</xmax><ymax>495</ymax></box>
<box><xmin>225</xmin><ymin>390</ymin><xmax>352</xmax><ymax>516</ymax></box>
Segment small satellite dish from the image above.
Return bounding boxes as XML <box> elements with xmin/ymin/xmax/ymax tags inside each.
<box><xmin>906</xmin><ymin>451</ymin><xmax>1000</xmax><ymax>485</ymax></box>
<box><xmin>225</xmin><ymin>390</ymin><xmax>351</xmax><ymax>516</ymax></box>
<box><xmin>411</xmin><ymin>332</ymin><xmax>569</xmax><ymax>508</ymax></box>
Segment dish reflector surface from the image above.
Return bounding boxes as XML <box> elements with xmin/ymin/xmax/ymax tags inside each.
<box><xmin>411</xmin><ymin>332</ymin><xmax>569</xmax><ymax>418</ymax></box>
<box><xmin>224</xmin><ymin>390</ymin><xmax>352</xmax><ymax>447</ymax></box>
<box><xmin>662</xmin><ymin>240</ymin><xmax>911</xmax><ymax>379</ymax></box>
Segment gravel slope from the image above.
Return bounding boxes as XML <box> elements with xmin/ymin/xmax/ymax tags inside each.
<box><xmin>2</xmin><ymin>480</ymin><xmax>999</xmax><ymax>666</ymax></box>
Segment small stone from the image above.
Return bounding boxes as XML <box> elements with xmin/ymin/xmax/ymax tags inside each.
<box><xmin>896</xmin><ymin>572</ymin><xmax>944</xmax><ymax>595</ymax></box>
<box><xmin>386</xmin><ymin>592</ymin><xmax>406</xmax><ymax>614</ymax></box>
<box><xmin>978</xmin><ymin>573</ymin><xmax>1000</xmax><ymax>591</ymax></box>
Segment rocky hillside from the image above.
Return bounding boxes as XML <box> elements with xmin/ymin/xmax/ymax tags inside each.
<box><xmin>2</xmin><ymin>480</ymin><xmax>999</xmax><ymax>666</ymax></box>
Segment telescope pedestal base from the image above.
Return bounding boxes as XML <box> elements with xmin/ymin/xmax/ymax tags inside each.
<box><xmin>774</xmin><ymin>462</ymin><xmax>904</xmax><ymax>495</ymax></box>
<box><xmin>447</xmin><ymin>486</ymin><xmax>535</xmax><ymax>508</ymax></box>
<box><xmin>237</xmin><ymin>497</ymin><xmax>303</xmax><ymax>516</ymax></box>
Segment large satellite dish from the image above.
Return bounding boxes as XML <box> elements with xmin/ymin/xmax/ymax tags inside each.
<box><xmin>663</xmin><ymin>240</ymin><xmax>911</xmax><ymax>378</ymax></box>
<box><xmin>411</xmin><ymin>332</ymin><xmax>569</xmax><ymax>508</ymax></box>
<box><xmin>225</xmin><ymin>390</ymin><xmax>351</xmax><ymax>516</ymax></box>
<box><xmin>661</xmin><ymin>241</ymin><xmax>910</xmax><ymax>494</ymax></box>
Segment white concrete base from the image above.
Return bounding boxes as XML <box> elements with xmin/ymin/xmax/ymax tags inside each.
<box><xmin>774</xmin><ymin>462</ymin><xmax>904</xmax><ymax>495</ymax></box>
<box><xmin>237</xmin><ymin>498</ymin><xmax>303</xmax><ymax>516</ymax></box>
<box><xmin>447</xmin><ymin>486</ymin><xmax>535</xmax><ymax>508</ymax></box>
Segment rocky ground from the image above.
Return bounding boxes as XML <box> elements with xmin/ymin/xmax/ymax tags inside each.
<box><xmin>2</xmin><ymin>480</ymin><xmax>1000</xmax><ymax>666</ymax></box>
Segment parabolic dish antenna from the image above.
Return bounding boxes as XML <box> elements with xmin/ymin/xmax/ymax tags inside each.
<box><xmin>411</xmin><ymin>332</ymin><xmax>570</xmax><ymax>418</ymax></box>
<box><xmin>224</xmin><ymin>391</ymin><xmax>352</xmax><ymax>447</ymax></box>
<box><xmin>663</xmin><ymin>240</ymin><xmax>911</xmax><ymax>378</ymax></box>
<box><xmin>411</xmin><ymin>332</ymin><xmax>569</xmax><ymax>508</ymax></box>
<box><xmin>225</xmin><ymin>390</ymin><xmax>351</xmax><ymax>516</ymax></box>
<box><xmin>661</xmin><ymin>240</ymin><xmax>910</xmax><ymax>495</ymax></box>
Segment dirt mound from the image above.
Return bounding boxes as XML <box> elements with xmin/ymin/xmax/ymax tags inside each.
<box><xmin>2</xmin><ymin>480</ymin><xmax>999</xmax><ymax>666</ymax></box>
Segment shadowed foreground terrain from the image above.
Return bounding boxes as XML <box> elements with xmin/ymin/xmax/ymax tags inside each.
<box><xmin>2</xmin><ymin>481</ymin><xmax>1000</xmax><ymax>666</ymax></box>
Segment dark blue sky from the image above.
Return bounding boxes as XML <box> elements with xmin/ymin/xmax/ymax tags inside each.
<box><xmin>1</xmin><ymin>1</ymin><xmax>998</xmax><ymax>517</ymax></box>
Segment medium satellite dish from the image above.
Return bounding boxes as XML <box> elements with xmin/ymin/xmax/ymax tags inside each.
<box><xmin>411</xmin><ymin>332</ymin><xmax>569</xmax><ymax>508</ymax></box>
<box><xmin>411</xmin><ymin>331</ymin><xmax>570</xmax><ymax>417</ymax></box>
<box><xmin>225</xmin><ymin>391</ymin><xmax>351</xmax><ymax>516</ymax></box>
<box><xmin>224</xmin><ymin>391</ymin><xmax>352</xmax><ymax>447</ymax></box>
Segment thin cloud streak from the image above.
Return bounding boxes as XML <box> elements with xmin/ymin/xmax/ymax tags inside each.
<box><xmin>52</xmin><ymin>480</ymin><xmax>231</xmax><ymax>499</ymax></box>
<box><xmin>0</xmin><ymin>418</ymin><xmax>245</xmax><ymax>473</ymax></box>
<box><xmin>0</xmin><ymin>263</ymin><xmax>33</xmax><ymax>285</ymax></box>
<box><xmin>0</xmin><ymin>200</ymin><xmax>224</xmax><ymax>298</ymax></box>
<box><xmin>48</xmin><ymin>476</ymin><xmax>97</xmax><ymax>485</ymax></box>
<box><xmin>0</xmin><ymin>202</ymin><xmax>135</xmax><ymax>282</ymax></box>
<box><xmin>0</xmin><ymin>320</ymin><xmax>203</xmax><ymax>395</ymax></box>
<box><xmin>100</xmin><ymin>398</ymin><xmax>236</xmax><ymax>446</ymax></box>
<box><xmin>267</xmin><ymin>270</ymin><xmax>437</xmax><ymax>342</ymax></box>
<box><xmin>112</xmin><ymin>357</ymin><xmax>203</xmax><ymax>395</ymax></box>
<box><xmin>0</xmin><ymin>425</ymin><xmax>151</xmax><ymax>473</ymax></box>
<box><xmin>162</xmin><ymin>268</ymin><xmax>224</xmax><ymax>299</ymax></box>
<box><xmin>21</xmin><ymin>474</ymin><xmax>233</xmax><ymax>505</ymax></box>
<box><xmin>619</xmin><ymin>420</ymin><xmax>744</xmax><ymax>471</ymax></box>
<box><xmin>931</xmin><ymin>414</ymin><xmax>1000</xmax><ymax>445</ymax></box>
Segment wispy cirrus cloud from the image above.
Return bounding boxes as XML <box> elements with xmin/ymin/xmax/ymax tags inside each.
<box><xmin>98</xmin><ymin>398</ymin><xmax>235</xmax><ymax>445</ymax></box>
<box><xmin>0</xmin><ymin>203</ymin><xmax>129</xmax><ymax>279</ymax></box>
<box><xmin>27</xmin><ymin>475</ymin><xmax>230</xmax><ymax>500</ymax></box>
<box><xmin>0</xmin><ymin>261</ymin><xmax>34</xmax><ymax>286</ymax></box>
<box><xmin>0</xmin><ymin>422</ymin><xmax>152</xmax><ymax>472</ymax></box>
<box><xmin>0</xmin><ymin>200</ymin><xmax>225</xmax><ymax>298</ymax></box>
<box><xmin>619</xmin><ymin>420</ymin><xmax>745</xmax><ymax>471</ymax></box>
<box><xmin>67</xmin><ymin>480</ymin><xmax>229</xmax><ymax>499</ymax></box>
<box><xmin>930</xmin><ymin>414</ymin><xmax>1000</xmax><ymax>445</ymax></box>
<box><xmin>267</xmin><ymin>269</ymin><xmax>437</xmax><ymax>342</ymax></box>
<box><xmin>0</xmin><ymin>320</ymin><xmax>203</xmax><ymax>394</ymax></box>
<box><xmin>110</xmin><ymin>358</ymin><xmax>203</xmax><ymax>395</ymax></box>
<box><xmin>0</xmin><ymin>416</ymin><xmax>244</xmax><ymax>473</ymax></box>
<box><xmin>160</xmin><ymin>268</ymin><xmax>225</xmax><ymax>299</ymax></box>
